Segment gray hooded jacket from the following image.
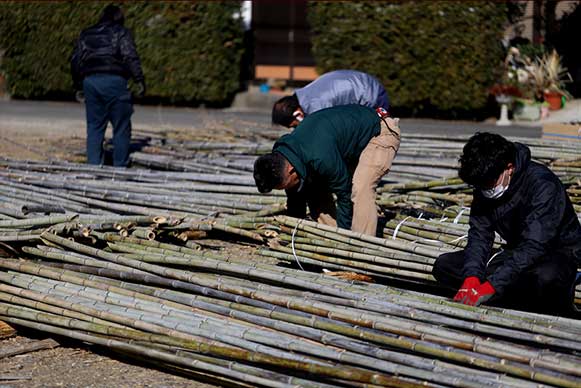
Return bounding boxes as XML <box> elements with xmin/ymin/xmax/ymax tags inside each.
<box><xmin>295</xmin><ymin>70</ymin><xmax>389</xmax><ymax>115</ymax></box>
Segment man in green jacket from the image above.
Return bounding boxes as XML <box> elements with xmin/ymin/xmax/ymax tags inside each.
<box><xmin>253</xmin><ymin>104</ymin><xmax>400</xmax><ymax>235</ymax></box>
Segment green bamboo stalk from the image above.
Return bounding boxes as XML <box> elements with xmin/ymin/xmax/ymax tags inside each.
<box><xmin>275</xmin><ymin>216</ymin><xmax>450</xmax><ymax>258</ymax></box>
<box><xmin>278</xmin><ymin>239</ymin><xmax>435</xmax><ymax>270</ymax></box>
<box><xmin>268</xmin><ymin>243</ymin><xmax>436</xmax><ymax>281</ymax></box>
<box><xmin>210</xmin><ymin>222</ymin><xmax>264</xmax><ymax>243</ymax></box>
<box><xmin>130</xmin><ymin>227</ymin><xmax>157</xmax><ymax>241</ymax></box>
<box><xmin>0</xmin><ymin>214</ymin><xmax>77</xmax><ymax>228</ymax></box>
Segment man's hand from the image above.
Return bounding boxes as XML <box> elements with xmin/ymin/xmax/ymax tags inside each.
<box><xmin>75</xmin><ymin>90</ymin><xmax>85</xmax><ymax>103</ymax></box>
<box><xmin>453</xmin><ymin>276</ymin><xmax>480</xmax><ymax>303</ymax></box>
<box><xmin>464</xmin><ymin>281</ymin><xmax>495</xmax><ymax>306</ymax></box>
<box><xmin>135</xmin><ymin>81</ymin><xmax>146</xmax><ymax>98</ymax></box>
<box><xmin>454</xmin><ymin>278</ymin><xmax>495</xmax><ymax>307</ymax></box>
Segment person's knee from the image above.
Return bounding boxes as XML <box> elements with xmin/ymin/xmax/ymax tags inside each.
<box><xmin>535</xmin><ymin>270</ymin><xmax>557</xmax><ymax>289</ymax></box>
<box><xmin>431</xmin><ymin>255</ymin><xmax>447</xmax><ymax>282</ymax></box>
<box><xmin>351</xmin><ymin>179</ymin><xmax>375</xmax><ymax>204</ymax></box>
<box><xmin>432</xmin><ymin>251</ymin><xmax>464</xmax><ymax>285</ymax></box>
<box><xmin>534</xmin><ymin>266</ymin><xmax>574</xmax><ymax>292</ymax></box>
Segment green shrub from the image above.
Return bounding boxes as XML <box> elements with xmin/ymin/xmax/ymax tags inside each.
<box><xmin>308</xmin><ymin>2</ymin><xmax>508</xmax><ymax>115</ymax></box>
<box><xmin>0</xmin><ymin>2</ymin><xmax>244</xmax><ymax>104</ymax></box>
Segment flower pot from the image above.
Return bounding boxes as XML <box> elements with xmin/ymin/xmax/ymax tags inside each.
<box><xmin>494</xmin><ymin>94</ymin><xmax>513</xmax><ymax>105</ymax></box>
<box><xmin>544</xmin><ymin>91</ymin><xmax>562</xmax><ymax>110</ymax></box>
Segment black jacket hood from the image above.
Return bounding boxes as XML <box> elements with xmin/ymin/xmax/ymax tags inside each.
<box><xmin>502</xmin><ymin>142</ymin><xmax>530</xmax><ymax>199</ymax></box>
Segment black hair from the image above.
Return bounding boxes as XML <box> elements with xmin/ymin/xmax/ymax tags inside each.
<box><xmin>272</xmin><ymin>94</ymin><xmax>300</xmax><ymax>127</ymax></box>
<box><xmin>100</xmin><ymin>4</ymin><xmax>125</xmax><ymax>25</ymax></box>
<box><xmin>458</xmin><ymin>132</ymin><xmax>516</xmax><ymax>187</ymax></box>
<box><xmin>253</xmin><ymin>153</ymin><xmax>287</xmax><ymax>193</ymax></box>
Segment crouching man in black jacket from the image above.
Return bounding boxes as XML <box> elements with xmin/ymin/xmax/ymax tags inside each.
<box><xmin>433</xmin><ymin>132</ymin><xmax>581</xmax><ymax>316</ymax></box>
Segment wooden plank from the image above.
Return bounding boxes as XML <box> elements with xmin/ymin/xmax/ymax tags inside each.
<box><xmin>0</xmin><ymin>338</ymin><xmax>59</xmax><ymax>359</ymax></box>
<box><xmin>255</xmin><ymin>65</ymin><xmax>318</xmax><ymax>81</ymax></box>
<box><xmin>0</xmin><ymin>375</ymin><xmax>32</xmax><ymax>381</ymax></box>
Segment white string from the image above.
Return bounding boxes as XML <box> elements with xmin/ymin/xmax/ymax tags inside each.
<box><xmin>486</xmin><ymin>249</ymin><xmax>504</xmax><ymax>268</ymax></box>
<box><xmin>392</xmin><ymin>216</ymin><xmax>411</xmax><ymax>240</ymax></box>
<box><xmin>439</xmin><ymin>216</ymin><xmax>448</xmax><ymax>223</ymax></box>
<box><xmin>291</xmin><ymin>219</ymin><xmax>305</xmax><ymax>271</ymax></box>
<box><xmin>449</xmin><ymin>234</ymin><xmax>467</xmax><ymax>244</ymax></box>
<box><xmin>411</xmin><ymin>238</ymin><xmax>443</xmax><ymax>245</ymax></box>
<box><xmin>453</xmin><ymin>207</ymin><xmax>469</xmax><ymax>224</ymax></box>
<box><xmin>417</xmin><ymin>212</ymin><xmax>424</xmax><ymax>220</ymax></box>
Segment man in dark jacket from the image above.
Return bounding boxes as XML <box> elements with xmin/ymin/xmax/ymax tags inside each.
<box><xmin>254</xmin><ymin>105</ymin><xmax>400</xmax><ymax>236</ymax></box>
<box><xmin>71</xmin><ymin>4</ymin><xmax>145</xmax><ymax>167</ymax></box>
<box><xmin>272</xmin><ymin>70</ymin><xmax>390</xmax><ymax>128</ymax></box>
<box><xmin>433</xmin><ymin>132</ymin><xmax>581</xmax><ymax>315</ymax></box>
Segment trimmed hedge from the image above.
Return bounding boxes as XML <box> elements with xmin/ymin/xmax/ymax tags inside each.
<box><xmin>308</xmin><ymin>2</ymin><xmax>508</xmax><ymax>114</ymax></box>
<box><xmin>0</xmin><ymin>2</ymin><xmax>244</xmax><ymax>104</ymax></box>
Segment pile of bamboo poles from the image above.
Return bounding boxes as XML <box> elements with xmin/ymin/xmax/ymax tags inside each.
<box><xmin>128</xmin><ymin>130</ymin><xmax>581</xmax><ymax>218</ymax></box>
<box><xmin>130</xmin><ymin>130</ymin><xmax>581</xmax><ymax>183</ymax></box>
<box><xmin>0</xmin><ymin>158</ymin><xmax>285</xmax><ymax>220</ymax></box>
<box><xmin>0</xmin><ymin>132</ymin><xmax>579</xmax><ymax>387</ymax></box>
<box><xmin>1</xmin><ymin>223</ymin><xmax>581</xmax><ymax>387</ymax></box>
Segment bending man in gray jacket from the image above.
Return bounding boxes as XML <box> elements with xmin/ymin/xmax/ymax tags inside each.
<box><xmin>272</xmin><ymin>70</ymin><xmax>390</xmax><ymax>128</ymax></box>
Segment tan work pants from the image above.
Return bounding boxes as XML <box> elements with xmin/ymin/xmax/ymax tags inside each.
<box><xmin>351</xmin><ymin>117</ymin><xmax>400</xmax><ymax>235</ymax></box>
<box><xmin>311</xmin><ymin>118</ymin><xmax>400</xmax><ymax>235</ymax></box>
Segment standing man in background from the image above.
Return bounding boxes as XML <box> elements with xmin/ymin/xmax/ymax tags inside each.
<box><xmin>272</xmin><ymin>70</ymin><xmax>390</xmax><ymax>128</ymax></box>
<box><xmin>71</xmin><ymin>4</ymin><xmax>145</xmax><ymax>167</ymax></box>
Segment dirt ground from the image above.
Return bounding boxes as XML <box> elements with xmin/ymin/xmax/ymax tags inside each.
<box><xmin>0</xmin><ymin>121</ymin><xmax>253</xmax><ymax>388</ymax></box>
<box><xmin>1</xmin><ymin>332</ymin><xmax>222</xmax><ymax>388</ymax></box>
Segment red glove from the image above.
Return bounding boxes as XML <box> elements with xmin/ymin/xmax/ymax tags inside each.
<box><xmin>454</xmin><ymin>276</ymin><xmax>480</xmax><ymax>303</ymax></box>
<box><xmin>464</xmin><ymin>281</ymin><xmax>495</xmax><ymax>306</ymax></box>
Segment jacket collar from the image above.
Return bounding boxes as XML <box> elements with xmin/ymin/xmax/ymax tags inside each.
<box><xmin>273</xmin><ymin>138</ymin><xmax>307</xmax><ymax>179</ymax></box>
<box><xmin>503</xmin><ymin>142</ymin><xmax>530</xmax><ymax>198</ymax></box>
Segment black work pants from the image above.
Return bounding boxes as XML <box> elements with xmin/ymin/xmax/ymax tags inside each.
<box><xmin>433</xmin><ymin>249</ymin><xmax>577</xmax><ymax>316</ymax></box>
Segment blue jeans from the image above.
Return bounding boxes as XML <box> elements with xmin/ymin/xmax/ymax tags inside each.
<box><xmin>83</xmin><ymin>74</ymin><xmax>133</xmax><ymax>167</ymax></box>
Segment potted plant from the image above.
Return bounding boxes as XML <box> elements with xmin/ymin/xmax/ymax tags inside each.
<box><xmin>527</xmin><ymin>50</ymin><xmax>572</xmax><ymax>110</ymax></box>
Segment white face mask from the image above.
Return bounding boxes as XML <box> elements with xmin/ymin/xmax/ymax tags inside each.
<box><xmin>481</xmin><ymin>170</ymin><xmax>510</xmax><ymax>199</ymax></box>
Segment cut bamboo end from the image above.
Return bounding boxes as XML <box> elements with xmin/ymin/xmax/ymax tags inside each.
<box><xmin>179</xmin><ymin>230</ymin><xmax>207</xmax><ymax>240</ymax></box>
<box><xmin>80</xmin><ymin>227</ymin><xmax>91</xmax><ymax>237</ymax></box>
<box><xmin>153</xmin><ymin>216</ymin><xmax>168</xmax><ymax>225</ymax></box>
<box><xmin>0</xmin><ymin>319</ymin><xmax>16</xmax><ymax>339</ymax></box>
<box><xmin>263</xmin><ymin>230</ymin><xmax>278</xmax><ymax>238</ymax></box>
